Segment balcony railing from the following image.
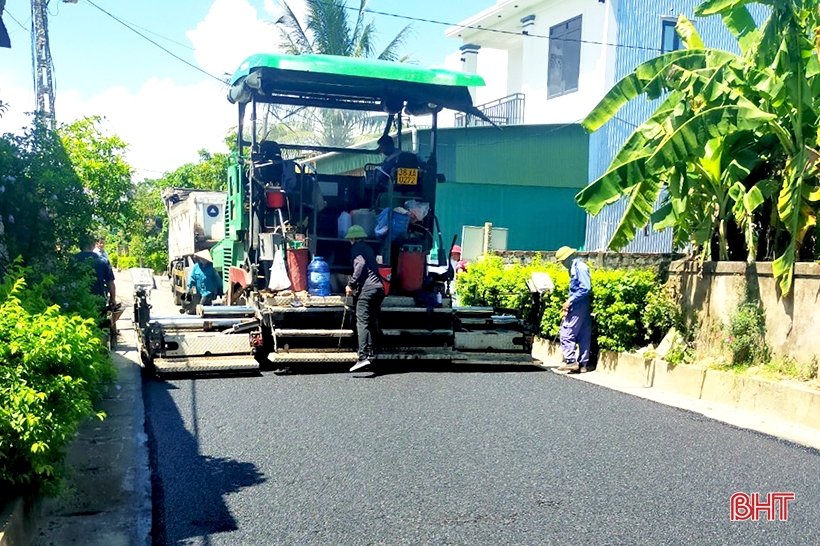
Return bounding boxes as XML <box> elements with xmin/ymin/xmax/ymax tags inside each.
<box><xmin>454</xmin><ymin>93</ymin><xmax>525</xmax><ymax>128</ymax></box>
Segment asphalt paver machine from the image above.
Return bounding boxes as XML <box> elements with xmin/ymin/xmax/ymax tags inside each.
<box><xmin>134</xmin><ymin>53</ymin><xmax>538</xmax><ymax>375</ymax></box>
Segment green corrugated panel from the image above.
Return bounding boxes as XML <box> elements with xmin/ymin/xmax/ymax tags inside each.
<box><xmin>306</xmin><ymin>151</ymin><xmax>381</xmax><ymax>174</ymax></box>
<box><xmin>309</xmin><ymin>124</ymin><xmax>588</xmax><ymax>192</ymax></box>
<box><xmin>420</xmin><ymin>124</ymin><xmax>588</xmax><ymax>189</ymax></box>
<box><xmin>435</xmin><ymin>183</ymin><xmax>586</xmax><ymax>251</ymax></box>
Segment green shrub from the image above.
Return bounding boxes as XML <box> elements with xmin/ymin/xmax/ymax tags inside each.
<box><xmin>724</xmin><ymin>302</ymin><xmax>769</xmax><ymax>368</ymax></box>
<box><xmin>591</xmin><ymin>269</ymin><xmax>658</xmax><ymax>352</ymax></box>
<box><xmin>109</xmin><ymin>253</ymin><xmax>119</xmax><ymax>268</ymax></box>
<box><xmin>0</xmin><ymin>273</ymin><xmax>115</xmax><ymax>497</ymax></box>
<box><xmin>459</xmin><ymin>254</ymin><xmax>666</xmax><ymax>353</ymax></box>
<box><xmin>0</xmin><ymin>259</ymin><xmax>104</xmax><ymax>321</ymax></box>
<box><xmin>641</xmin><ymin>283</ymin><xmax>681</xmax><ymax>345</ymax></box>
<box><xmin>144</xmin><ymin>250</ymin><xmax>167</xmax><ymax>274</ymax></box>
<box><xmin>117</xmin><ymin>255</ymin><xmax>138</xmax><ymax>270</ymax></box>
<box><xmin>458</xmin><ymin>254</ymin><xmax>567</xmax><ymax>321</ymax></box>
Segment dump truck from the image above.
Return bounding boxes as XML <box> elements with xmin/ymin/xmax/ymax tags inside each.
<box><xmin>134</xmin><ymin>53</ymin><xmax>539</xmax><ymax>376</ymax></box>
<box><xmin>163</xmin><ymin>188</ymin><xmax>226</xmax><ymax>305</ymax></box>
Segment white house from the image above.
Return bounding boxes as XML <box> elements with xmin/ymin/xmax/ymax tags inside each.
<box><xmin>445</xmin><ymin>0</ymin><xmax>619</xmax><ymax>126</ymax></box>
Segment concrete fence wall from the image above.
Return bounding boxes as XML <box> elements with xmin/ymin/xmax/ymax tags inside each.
<box><xmin>500</xmin><ymin>251</ymin><xmax>818</xmax><ymax>361</ymax></box>
<box><xmin>498</xmin><ymin>250</ymin><xmax>682</xmax><ymax>277</ymax></box>
<box><xmin>668</xmin><ymin>261</ymin><xmax>820</xmax><ymax>363</ymax></box>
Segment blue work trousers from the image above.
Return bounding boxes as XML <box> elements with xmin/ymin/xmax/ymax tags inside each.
<box><xmin>560</xmin><ymin>300</ymin><xmax>592</xmax><ymax>365</ymax></box>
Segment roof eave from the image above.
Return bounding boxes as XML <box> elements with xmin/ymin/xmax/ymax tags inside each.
<box><xmin>445</xmin><ymin>4</ymin><xmax>505</xmax><ymax>39</ymax></box>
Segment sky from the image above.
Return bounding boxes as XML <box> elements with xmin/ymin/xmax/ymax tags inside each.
<box><xmin>0</xmin><ymin>0</ymin><xmax>496</xmax><ymax>179</ymax></box>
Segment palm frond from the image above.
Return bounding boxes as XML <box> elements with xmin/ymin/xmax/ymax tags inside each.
<box><xmin>308</xmin><ymin>0</ymin><xmax>352</xmax><ymax>56</ymax></box>
<box><xmin>274</xmin><ymin>0</ymin><xmax>313</xmax><ymax>54</ymax></box>
<box><xmin>582</xmin><ymin>49</ymin><xmax>740</xmax><ymax>132</ymax></box>
<box><xmin>378</xmin><ymin>24</ymin><xmax>413</xmax><ymax>62</ymax></box>
<box><xmin>351</xmin><ymin>0</ymin><xmax>370</xmax><ymax>50</ymax></box>
<box><xmin>355</xmin><ymin>20</ymin><xmax>376</xmax><ymax>58</ymax></box>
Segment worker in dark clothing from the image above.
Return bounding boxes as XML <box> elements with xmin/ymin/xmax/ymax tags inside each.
<box><xmin>345</xmin><ymin>224</ymin><xmax>385</xmax><ymax>372</ymax></box>
<box><xmin>377</xmin><ymin>135</ymin><xmax>401</xmax><ymax>174</ymax></box>
<box><xmin>371</xmin><ymin>135</ymin><xmax>402</xmax><ymax>195</ymax></box>
<box><xmin>74</xmin><ymin>234</ymin><xmax>123</xmax><ymax>328</ymax></box>
<box><xmin>74</xmin><ymin>235</ymin><xmax>117</xmax><ymax>304</ymax></box>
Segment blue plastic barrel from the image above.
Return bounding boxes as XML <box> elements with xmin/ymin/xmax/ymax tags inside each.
<box><xmin>307</xmin><ymin>256</ymin><xmax>331</xmax><ymax>296</ymax></box>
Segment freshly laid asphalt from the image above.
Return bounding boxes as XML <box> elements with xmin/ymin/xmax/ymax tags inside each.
<box><xmin>144</xmin><ymin>364</ymin><xmax>820</xmax><ymax>545</ymax></box>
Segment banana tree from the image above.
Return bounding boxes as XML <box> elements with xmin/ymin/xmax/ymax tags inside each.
<box><xmin>576</xmin><ymin>18</ymin><xmax>775</xmax><ymax>255</ymax></box>
<box><xmin>647</xmin><ymin>133</ymin><xmax>763</xmax><ymax>261</ymax></box>
<box><xmin>577</xmin><ymin>2</ymin><xmax>820</xmax><ymax>295</ymax></box>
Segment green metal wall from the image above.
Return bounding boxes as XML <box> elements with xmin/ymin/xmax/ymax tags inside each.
<box><xmin>420</xmin><ymin>124</ymin><xmax>589</xmax><ymax>190</ymax></box>
<box><xmin>435</xmin><ymin>183</ymin><xmax>586</xmax><ymax>252</ymax></box>
<box><xmin>425</xmin><ymin>124</ymin><xmax>588</xmax><ymax>251</ymax></box>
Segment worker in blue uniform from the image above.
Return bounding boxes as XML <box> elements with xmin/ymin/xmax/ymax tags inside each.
<box><xmin>555</xmin><ymin>246</ymin><xmax>592</xmax><ymax>373</ymax></box>
<box><xmin>187</xmin><ymin>250</ymin><xmax>223</xmax><ymax>307</ymax></box>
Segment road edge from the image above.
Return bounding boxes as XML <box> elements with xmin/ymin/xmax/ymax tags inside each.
<box><xmin>534</xmin><ymin>339</ymin><xmax>820</xmax><ymax>450</ymax></box>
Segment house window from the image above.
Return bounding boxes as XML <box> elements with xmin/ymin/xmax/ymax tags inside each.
<box><xmin>661</xmin><ymin>19</ymin><xmax>681</xmax><ymax>53</ymax></box>
<box><xmin>548</xmin><ymin>15</ymin><xmax>582</xmax><ymax>99</ymax></box>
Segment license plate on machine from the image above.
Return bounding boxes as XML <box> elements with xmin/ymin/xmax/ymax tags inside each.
<box><xmin>397</xmin><ymin>168</ymin><xmax>418</xmax><ymax>185</ymax></box>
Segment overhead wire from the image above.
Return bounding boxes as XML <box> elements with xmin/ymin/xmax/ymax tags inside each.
<box><xmin>94</xmin><ymin>11</ymin><xmax>196</xmax><ymax>51</ymax></box>
<box><xmin>83</xmin><ymin>0</ymin><xmax>227</xmax><ymax>84</ymax></box>
<box><xmin>344</xmin><ymin>5</ymin><xmax>664</xmax><ymax>54</ymax></box>
<box><xmin>613</xmin><ymin>115</ymin><xmax>640</xmax><ymax>129</ymax></box>
<box><xmin>4</xmin><ymin>10</ymin><xmax>30</xmax><ymax>33</ymax></box>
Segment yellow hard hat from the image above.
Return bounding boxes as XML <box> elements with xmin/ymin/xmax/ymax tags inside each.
<box><xmin>555</xmin><ymin>246</ymin><xmax>577</xmax><ymax>262</ymax></box>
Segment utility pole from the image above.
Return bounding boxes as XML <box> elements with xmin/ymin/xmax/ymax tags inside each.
<box><xmin>31</xmin><ymin>0</ymin><xmax>55</xmax><ymax>128</ymax></box>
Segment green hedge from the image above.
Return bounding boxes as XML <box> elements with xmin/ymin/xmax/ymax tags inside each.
<box><xmin>458</xmin><ymin>254</ymin><xmax>671</xmax><ymax>353</ymax></box>
<box><xmin>0</xmin><ymin>267</ymin><xmax>116</xmax><ymax>498</ymax></box>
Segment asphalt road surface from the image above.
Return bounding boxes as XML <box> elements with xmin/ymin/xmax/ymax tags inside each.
<box><xmin>143</xmin><ymin>363</ymin><xmax>820</xmax><ymax>546</ymax></box>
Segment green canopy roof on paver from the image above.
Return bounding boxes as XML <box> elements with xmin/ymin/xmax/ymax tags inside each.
<box><xmin>227</xmin><ymin>53</ymin><xmax>487</xmax><ymax>118</ymax></box>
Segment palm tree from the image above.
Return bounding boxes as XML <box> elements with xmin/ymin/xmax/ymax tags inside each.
<box><xmin>275</xmin><ymin>0</ymin><xmax>412</xmax><ymax>61</ymax></box>
<box><xmin>270</xmin><ymin>0</ymin><xmax>413</xmax><ymax>147</ymax></box>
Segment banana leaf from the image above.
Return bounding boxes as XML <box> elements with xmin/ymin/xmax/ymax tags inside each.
<box><xmin>582</xmin><ymin>49</ymin><xmax>739</xmax><ymax>132</ymax></box>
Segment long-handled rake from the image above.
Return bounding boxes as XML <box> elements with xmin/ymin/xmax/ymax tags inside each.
<box><xmin>338</xmin><ymin>295</ymin><xmax>349</xmax><ymax>348</ymax></box>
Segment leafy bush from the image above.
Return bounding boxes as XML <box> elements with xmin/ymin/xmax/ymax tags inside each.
<box><xmin>589</xmin><ymin>269</ymin><xmax>658</xmax><ymax>352</ymax></box>
<box><xmin>641</xmin><ymin>283</ymin><xmax>681</xmax><ymax>345</ymax></box>
<box><xmin>144</xmin><ymin>250</ymin><xmax>167</xmax><ymax>274</ymax></box>
<box><xmin>458</xmin><ymin>254</ymin><xmax>566</xmax><ymax>321</ymax></box>
<box><xmin>117</xmin><ymin>254</ymin><xmax>138</xmax><ymax>270</ymax></box>
<box><xmin>0</xmin><ymin>271</ymin><xmax>115</xmax><ymax>497</ymax></box>
<box><xmin>724</xmin><ymin>302</ymin><xmax>769</xmax><ymax>368</ymax></box>
<box><xmin>0</xmin><ymin>258</ymin><xmax>105</xmax><ymax>321</ymax></box>
<box><xmin>459</xmin><ymin>254</ymin><xmax>668</xmax><ymax>353</ymax></box>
